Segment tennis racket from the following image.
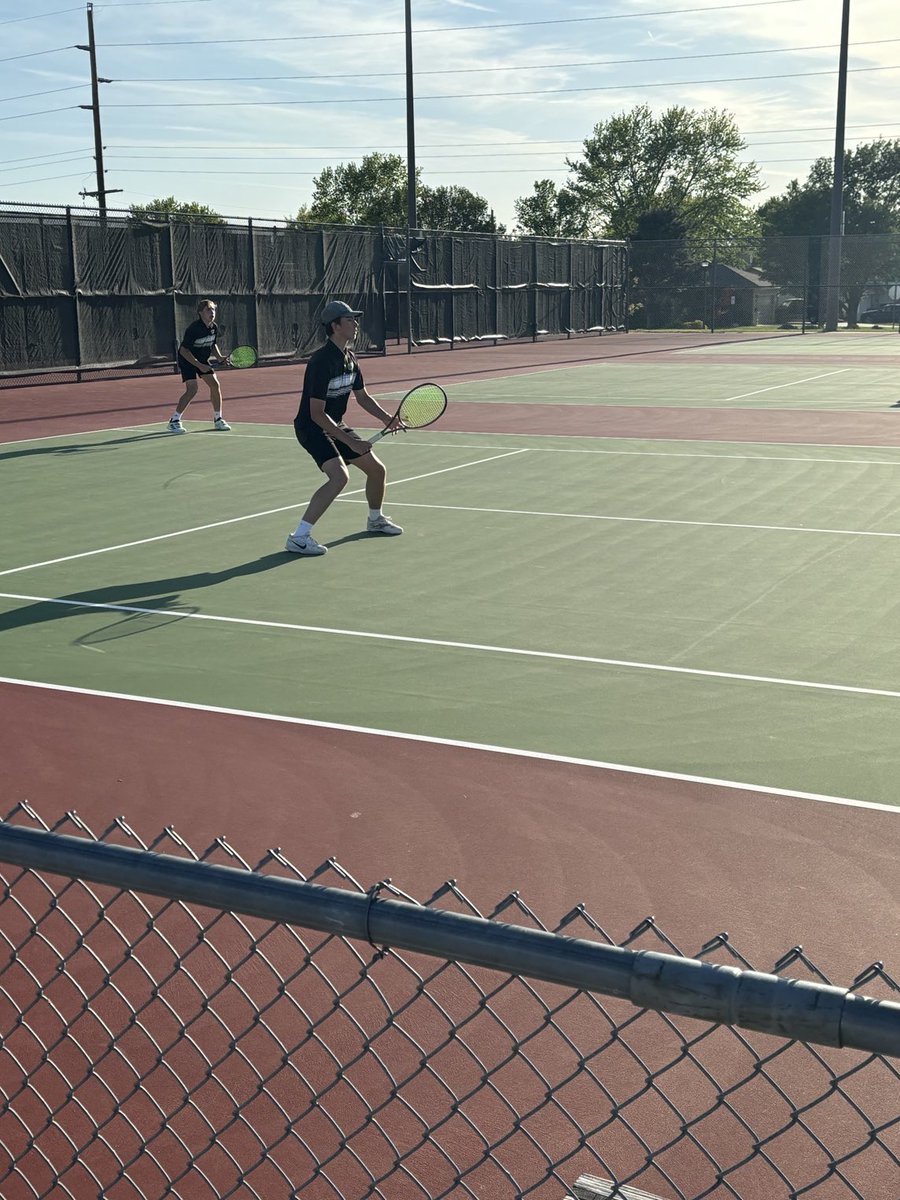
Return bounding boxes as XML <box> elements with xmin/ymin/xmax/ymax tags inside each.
<box><xmin>226</xmin><ymin>345</ymin><xmax>258</xmax><ymax>368</ymax></box>
<box><xmin>369</xmin><ymin>382</ymin><xmax>447</xmax><ymax>444</ymax></box>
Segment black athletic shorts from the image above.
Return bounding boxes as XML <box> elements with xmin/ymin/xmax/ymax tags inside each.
<box><xmin>293</xmin><ymin>421</ymin><xmax>369</xmax><ymax>468</ymax></box>
<box><xmin>179</xmin><ymin>360</ymin><xmax>216</xmax><ymax>382</ymax></box>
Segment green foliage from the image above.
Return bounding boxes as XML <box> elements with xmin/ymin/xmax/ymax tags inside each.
<box><xmin>513</xmin><ymin>179</ymin><xmax>596</xmax><ymax>238</ymax></box>
<box><xmin>418</xmin><ymin>185</ymin><xmax>503</xmax><ymax>233</ymax></box>
<box><xmin>566</xmin><ymin>105</ymin><xmax>761</xmax><ymax>239</ymax></box>
<box><xmin>128</xmin><ymin>196</ymin><xmax>224</xmax><ymax>224</ymax></box>
<box><xmin>757</xmin><ymin>139</ymin><xmax>900</xmax><ymax>324</ymax></box>
<box><xmin>288</xmin><ymin>154</ymin><xmax>499</xmax><ymax>232</ymax></box>
<box><xmin>292</xmin><ymin>153</ymin><xmax>410</xmax><ymax>226</ymax></box>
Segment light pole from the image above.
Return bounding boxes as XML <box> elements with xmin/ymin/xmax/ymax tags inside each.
<box><xmin>823</xmin><ymin>0</ymin><xmax>851</xmax><ymax>331</ymax></box>
<box><xmin>404</xmin><ymin>0</ymin><xmax>417</xmax><ymax>352</ymax></box>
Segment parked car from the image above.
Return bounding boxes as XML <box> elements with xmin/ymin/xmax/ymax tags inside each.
<box><xmin>857</xmin><ymin>302</ymin><xmax>900</xmax><ymax>324</ymax></box>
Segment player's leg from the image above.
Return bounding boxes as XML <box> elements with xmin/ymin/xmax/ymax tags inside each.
<box><xmin>352</xmin><ymin>450</ymin><xmax>403</xmax><ymax>535</ymax></box>
<box><xmin>286</xmin><ymin>433</ymin><xmax>351</xmax><ymax>555</ymax></box>
<box><xmin>200</xmin><ymin>370</ymin><xmax>229</xmax><ymax>430</ymax></box>
<box><xmin>169</xmin><ymin>376</ymin><xmax>198</xmax><ymax>432</ymax></box>
<box><xmin>302</xmin><ymin>455</ymin><xmax>350</xmax><ymax>525</ymax></box>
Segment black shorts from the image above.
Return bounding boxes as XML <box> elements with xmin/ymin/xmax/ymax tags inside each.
<box><xmin>179</xmin><ymin>360</ymin><xmax>216</xmax><ymax>382</ymax></box>
<box><xmin>294</xmin><ymin>421</ymin><xmax>368</xmax><ymax>468</ymax></box>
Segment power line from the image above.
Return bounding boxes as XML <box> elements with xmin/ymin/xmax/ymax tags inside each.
<box><xmin>0</xmin><ymin>171</ymin><xmax>98</xmax><ymax>187</ymax></box>
<box><xmin>2</xmin><ymin>153</ymin><xmax>94</xmax><ymax>173</ymax></box>
<box><xmin>0</xmin><ymin>106</ymin><xmax>81</xmax><ymax>123</ymax></box>
<box><xmin>115</xmin><ymin>39</ymin><xmax>900</xmax><ymax>85</ymax></box>
<box><xmin>0</xmin><ymin>8</ymin><xmax>81</xmax><ymax>23</ymax></box>
<box><xmin>104</xmin><ymin>125</ymin><xmax>900</xmax><ymax>154</ymax></box>
<box><xmin>95</xmin><ymin>63</ymin><xmax>900</xmax><ymax>108</ymax></box>
<box><xmin>2</xmin><ymin>146</ymin><xmax>94</xmax><ymax>165</ymax></box>
<box><xmin>106</xmin><ymin>132</ymin><xmax>888</xmax><ymax>163</ymax></box>
<box><xmin>95</xmin><ymin>0</ymin><xmax>810</xmax><ymax>46</ymax></box>
<box><xmin>0</xmin><ymin>85</ymin><xmax>87</xmax><ymax>105</ymax></box>
<box><xmin>0</xmin><ymin>47</ymin><xmax>77</xmax><ymax>64</ymax></box>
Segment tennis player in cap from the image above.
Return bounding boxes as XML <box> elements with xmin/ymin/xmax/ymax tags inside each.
<box><xmin>286</xmin><ymin>300</ymin><xmax>404</xmax><ymax>556</ymax></box>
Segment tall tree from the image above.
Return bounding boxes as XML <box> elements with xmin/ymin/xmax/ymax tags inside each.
<box><xmin>566</xmin><ymin>104</ymin><xmax>761</xmax><ymax>239</ymax></box>
<box><xmin>757</xmin><ymin>139</ymin><xmax>900</xmax><ymax>325</ymax></box>
<box><xmin>418</xmin><ymin>185</ymin><xmax>502</xmax><ymax>233</ymax></box>
<box><xmin>513</xmin><ymin>179</ymin><xmax>596</xmax><ymax>238</ymax></box>
<box><xmin>293</xmin><ymin>153</ymin><xmax>411</xmax><ymax>226</ymax></box>
<box><xmin>129</xmin><ymin>196</ymin><xmax>223</xmax><ymax>223</ymax></box>
<box><xmin>291</xmin><ymin>154</ymin><xmax>498</xmax><ymax>231</ymax></box>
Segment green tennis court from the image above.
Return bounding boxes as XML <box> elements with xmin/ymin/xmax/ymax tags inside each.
<box><xmin>3</xmin><ymin>336</ymin><xmax>900</xmax><ymax>809</ymax></box>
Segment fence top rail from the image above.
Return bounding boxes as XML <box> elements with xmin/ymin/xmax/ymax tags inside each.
<box><xmin>0</xmin><ymin>821</ymin><xmax>897</xmax><ymax>1059</ymax></box>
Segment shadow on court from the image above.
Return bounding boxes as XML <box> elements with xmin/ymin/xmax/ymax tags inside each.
<box><xmin>0</xmin><ymin>554</ymin><xmax>293</xmax><ymax>639</ymax></box>
<box><xmin>0</xmin><ymin>432</ymin><xmax>170</xmax><ymax>462</ymax></box>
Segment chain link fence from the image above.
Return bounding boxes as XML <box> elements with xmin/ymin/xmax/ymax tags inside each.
<box><xmin>0</xmin><ymin>802</ymin><xmax>898</xmax><ymax>1200</ymax></box>
<box><xmin>628</xmin><ymin>234</ymin><xmax>900</xmax><ymax>334</ymax></box>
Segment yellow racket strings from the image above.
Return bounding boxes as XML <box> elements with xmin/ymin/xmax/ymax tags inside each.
<box><xmin>398</xmin><ymin>384</ymin><xmax>446</xmax><ymax>428</ymax></box>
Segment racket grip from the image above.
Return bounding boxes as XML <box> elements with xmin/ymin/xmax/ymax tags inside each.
<box><xmin>368</xmin><ymin>428</ymin><xmax>387</xmax><ymax>444</ymax></box>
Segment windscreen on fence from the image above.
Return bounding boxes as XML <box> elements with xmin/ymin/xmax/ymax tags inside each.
<box><xmin>383</xmin><ymin>228</ymin><xmax>627</xmax><ymax>346</ymax></box>
<box><xmin>0</xmin><ymin>207</ymin><xmax>386</xmax><ymax>378</ymax></box>
<box><xmin>2</xmin><ymin>205</ymin><xmax>898</xmax><ymax>382</ymax></box>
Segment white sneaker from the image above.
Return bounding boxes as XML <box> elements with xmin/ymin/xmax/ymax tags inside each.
<box><xmin>167</xmin><ymin>417</ymin><xmax>186</xmax><ymax>434</ymax></box>
<box><xmin>285</xmin><ymin>532</ymin><xmax>327</xmax><ymax>556</ymax></box>
<box><xmin>367</xmin><ymin>514</ymin><xmax>403</xmax><ymax>536</ymax></box>
<box><xmin>214</xmin><ymin>416</ymin><xmax>231</xmax><ymax>431</ymax></box>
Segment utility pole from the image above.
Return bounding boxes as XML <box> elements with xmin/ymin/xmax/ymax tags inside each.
<box><xmin>404</xmin><ymin>0</ymin><xmax>417</xmax><ymax>232</ymax></box>
<box><xmin>77</xmin><ymin>2</ymin><xmax>121</xmax><ymax>210</ymax></box>
<box><xmin>404</xmin><ymin>0</ymin><xmax>417</xmax><ymax>353</ymax></box>
<box><xmin>823</xmin><ymin>0</ymin><xmax>851</xmax><ymax>331</ymax></box>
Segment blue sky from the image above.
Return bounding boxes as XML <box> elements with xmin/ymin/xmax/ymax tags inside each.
<box><xmin>1</xmin><ymin>0</ymin><xmax>898</xmax><ymax>228</ymax></box>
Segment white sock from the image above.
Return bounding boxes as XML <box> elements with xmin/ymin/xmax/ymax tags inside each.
<box><xmin>369</xmin><ymin>508</ymin><xmax>382</xmax><ymax>520</ymax></box>
<box><xmin>214</xmin><ymin>411</ymin><xmax>222</xmax><ymax>419</ymax></box>
<box><xmin>294</xmin><ymin>520</ymin><xmax>313</xmax><ymax>538</ymax></box>
<box><xmin>171</xmin><ymin>412</ymin><xmax>182</xmax><ymax>421</ymax></box>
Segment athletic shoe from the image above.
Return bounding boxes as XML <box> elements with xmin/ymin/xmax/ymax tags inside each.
<box><xmin>167</xmin><ymin>417</ymin><xmax>186</xmax><ymax>433</ymax></box>
<box><xmin>213</xmin><ymin>416</ymin><xmax>231</xmax><ymax>431</ymax></box>
<box><xmin>367</xmin><ymin>514</ymin><xmax>403</xmax><ymax>536</ymax></box>
<box><xmin>285</xmin><ymin>533</ymin><xmax>327</xmax><ymax>556</ymax></box>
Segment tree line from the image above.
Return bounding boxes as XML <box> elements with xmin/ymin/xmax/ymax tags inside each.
<box><xmin>129</xmin><ymin>104</ymin><xmax>900</xmax><ymax>327</ymax></box>
<box><xmin>129</xmin><ymin>104</ymin><xmax>900</xmax><ymax>247</ymax></box>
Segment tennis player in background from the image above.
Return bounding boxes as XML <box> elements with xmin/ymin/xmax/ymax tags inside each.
<box><xmin>167</xmin><ymin>299</ymin><xmax>231</xmax><ymax>433</ymax></box>
<box><xmin>286</xmin><ymin>300</ymin><xmax>403</xmax><ymax>556</ymax></box>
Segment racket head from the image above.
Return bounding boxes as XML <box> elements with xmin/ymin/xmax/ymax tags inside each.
<box><xmin>228</xmin><ymin>345</ymin><xmax>258</xmax><ymax>368</ymax></box>
<box><xmin>396</xmin><ymin>382</ymin><xmax>447</xmax><ymax>430</ymax></box>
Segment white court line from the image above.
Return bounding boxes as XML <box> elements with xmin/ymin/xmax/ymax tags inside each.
<box><xmin>154</xmin><ymin>428</ymin><xmax>900</xmax><ymax>469</ymax></box>
<box><xmin>0</xmin><ymin>676</ymin><xmax>895</xmax><ymax>815</ymax></box>
<box><xmin>333</xmin><ymin>498</ymin><xmax>900</xmax><ymax>540</ymax></box>
<box><xmin>0</xmin><ymin>449</ymin><xmax>528</xmax><ymax>578</ymax></box>
<box><xmin>722</xmin><ymin>368</ymin><xmax>852</xmax><ymax>401</ymax></box>
<box><xmin>3</xmin><ymin>590</ymin><xmax>900</xmax><ymax>704</ymax></box>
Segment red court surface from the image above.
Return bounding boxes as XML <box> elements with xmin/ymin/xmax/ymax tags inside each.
<box><xmin>4</xmin><ymin>681</ymin><xmax>897</xmax><ymax>979</ymax></box>
<box><xmin>4</xmin><ymin>332</ymin><xmax>900</xmax><ymax>446</ymax></box>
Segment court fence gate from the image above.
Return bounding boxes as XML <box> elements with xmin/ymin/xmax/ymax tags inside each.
<box><xmin>0</xmin><ymin>804</ymin><xmax>897</xmax><ymax>1200</ymax></box>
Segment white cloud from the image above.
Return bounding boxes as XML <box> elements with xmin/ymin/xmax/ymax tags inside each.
<box><xmin>0</xmin><ymin>0</ymin><xmax>898</xmax><ymax>224</ymax></box>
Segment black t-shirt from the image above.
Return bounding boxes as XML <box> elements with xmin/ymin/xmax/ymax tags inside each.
<box><xmin>295</xmin><ymin>340</ymin><xmax>364</xmax><ymax>430</ymax></box>
<box><xmin>180</xmin><ymin>319</ymin><xmax>218</xmax><ymax>364</ymax></box>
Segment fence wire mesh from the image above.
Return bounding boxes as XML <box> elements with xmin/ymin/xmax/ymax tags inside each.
<box><xmin>0</xmin><ymin>803</ymin><xmax>897</xmax><ymax>1200</ymax></box>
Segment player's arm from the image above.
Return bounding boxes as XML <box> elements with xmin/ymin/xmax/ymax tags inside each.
<box><xmin>179</xmin><ymin>343</ymin><xmax>214</xmax><ymax>374</ymax></box>
<box><xmin>354</xmin><ymin>387</ymin><xmax>403</xmax><ymax>432</ymax></box>
<box><xmin>309</xmin><ymin>397</ymin><xmax>371</xmax><ymax>453</ymax></box>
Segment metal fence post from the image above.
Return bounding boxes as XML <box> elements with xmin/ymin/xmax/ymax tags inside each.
<box><xmin>66</xmin><ymin>206</ymin><xmax>83</xmax><ymax>381</ymax></box>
